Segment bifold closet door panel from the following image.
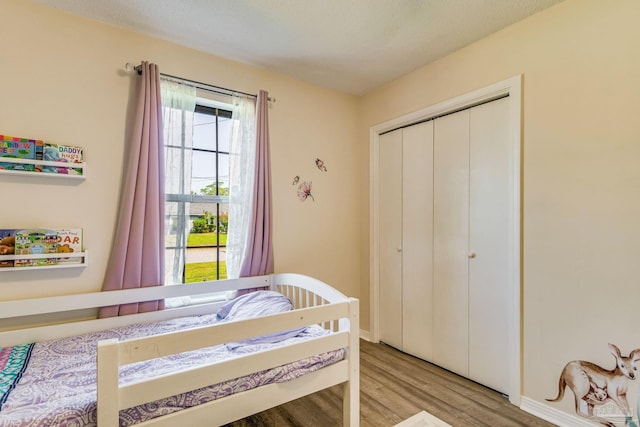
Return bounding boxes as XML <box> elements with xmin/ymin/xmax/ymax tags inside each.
<box><xmin>401</xmin><ymin>121</ymin><xmax>434</xmax><ymax>361</ymax></box>
<box><xmin>468</xmin><ymin>97</ymin><xmax>511</xmax><ymax>395</ymax></box>
<box><xmin>432</xmin><ymin>110</ymin><xmax>470</xmax><ymax>376</ymax></box>
<box><xmin>378</xmin><ymin>129</ymin><xmax>403</xmax><ymax>350</ymax></box>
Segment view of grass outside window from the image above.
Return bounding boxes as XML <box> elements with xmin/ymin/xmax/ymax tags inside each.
<box><xmin>165</xmin><ymin>103</ymin><xmax>232</xmax><ymax>284</ymax></box>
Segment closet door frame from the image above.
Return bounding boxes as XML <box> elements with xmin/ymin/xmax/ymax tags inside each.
<box><xmin>370</xmin><ymin>75</ymin><xmax>522</xmax><ymax>405</ymax></box>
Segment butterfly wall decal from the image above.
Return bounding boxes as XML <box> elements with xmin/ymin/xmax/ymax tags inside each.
<box><xmin>315</xmin><ymin>158</ymin><xmax>327</xmax><ymax>172</ymax></box>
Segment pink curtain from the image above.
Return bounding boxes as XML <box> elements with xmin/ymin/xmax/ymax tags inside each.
<box><xmin>98</xmin><ymin>61</ymin><xmax>165</xmax><ymax>317</ymax></box>
<box><xmin>239</xmin><ymin>90</ymin><xmax>274</xmax><ymax>277</ymax></box>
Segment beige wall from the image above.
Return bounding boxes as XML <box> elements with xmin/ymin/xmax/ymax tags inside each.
<box><xmin>361</xmin><ymin>0</ymin><xmax>640</xmax><ymax>410</ymax></box>
<box><xmin>3</xmin><ymin>0</ymin><xmax>640</xmax><ymax>418</ymax></box>
<box><xmin>0</xmin><ymin>0</ymin><xmax>361</xmax><ymax>304</ymax></box>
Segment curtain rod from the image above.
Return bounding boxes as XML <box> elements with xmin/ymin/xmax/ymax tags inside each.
<box><xmin>125</xmin><ymin>63</ymin><xmax>275</xmax><ymax>103</ymax></box>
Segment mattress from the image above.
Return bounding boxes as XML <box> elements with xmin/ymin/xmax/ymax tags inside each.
<box><xmin>0</xmin><ymin>292</ymin><xmax>344</xmax><ymax>426</ymax></box>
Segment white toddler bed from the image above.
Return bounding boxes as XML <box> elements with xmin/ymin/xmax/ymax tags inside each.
<box><xmin>0</xmin><ymin>273</ymin><xmax>359</xmax><ymax>426</ymax></box>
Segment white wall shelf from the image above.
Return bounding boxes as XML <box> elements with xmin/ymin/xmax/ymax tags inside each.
<box><xmin>0</xmin><ymin>251</ymin><xmax>88</xmax><ymax>272</ymax></box>
<box><xmin>0</xmin><ymin>157</ymin><xmax>86</xmax><ymax>180</ymax></box>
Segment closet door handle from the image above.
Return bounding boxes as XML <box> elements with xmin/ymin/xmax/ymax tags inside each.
<box><xmin>397</xmin><ymin>247</ymin><xmax>403</xmax><ymax>253</ymax></box>
<box><xmin>468</xmin><ymin>252</ymin><xmax>477</xmax><ymax>259</ymax></box>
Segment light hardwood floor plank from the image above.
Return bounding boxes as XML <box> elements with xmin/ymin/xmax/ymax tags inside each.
<box><xmin>225</xmin><ymin>340</ymin><xmax>556</xmax><ymax>427</ymax></box>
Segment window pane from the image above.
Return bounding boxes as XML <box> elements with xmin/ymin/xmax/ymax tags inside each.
<box><xmin>165</xmin><ymin>146</ymin><xmax>191</xmax><ymax>195</ymax></box>
<box><xmin>165</xmin><ymin>200</ymin><xmax>188</xmax><ymax>286</ymax></box>
<box><xmin>218</xmin><ymin>115</ymin><xmax>232</xmax><ymax>152</ymax></box>
<box><xmin>165</xmin><ymin>201</ymin><xmax>188</xmax><ymax>247</ymax></box>
<box><xmin>193</xmin><ymin>111</ymin><xmax>216</xmax><ymax>151</ymax></box>
<box><xmin>191</xmin><ymin>150</ymin><xmax>216</xmax><ymax>195</ymax></box>
<box><xmin>185</xmin><ymin>202</ymin><xmax>228</xmax><ymax>283</ymax></box>
<box><xmin>218</xmin><ymin>203</ymin><xmax>229</xmax><ymax>240</ymax></box>
<box><xmin>164</xmin><ymin>108</ymin><xmax>194</xmax><ymax>149</ymax></box>
<box><xmin>218</xmin><ymin>153</ymin><xmax>230</xmax><ymax>195</ymax></box>
<box><xmin>165</xmin><ymin>248</ymin><xmax>185</xmax><ymax>285</ymax></box>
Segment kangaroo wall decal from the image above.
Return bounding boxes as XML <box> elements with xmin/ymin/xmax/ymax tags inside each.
<box><xmin>547</xmin><ymin>343</ymin><xmax>640</xmax><ymax>427</ymax></box>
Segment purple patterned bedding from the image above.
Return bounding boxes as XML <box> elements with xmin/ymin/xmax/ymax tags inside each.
<box><xmin>0</xmin><ymin>293</ymin><xmax>345</xmax><ymax>427</ymax></box>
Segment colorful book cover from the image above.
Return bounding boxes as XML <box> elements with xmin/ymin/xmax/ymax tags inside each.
<box><xmin>0</xmin><ymin>229</ymin><xmax>15</xmax><ymax>268</ymax></box>
<box><xmin>14</xmin><ymin>228</ymin><xmax>58</xmax><ymax>267</ymax></box>
<box><xmin>43</xmin><ymin>143</ymin><xmax>83</xmax><ymax>175</ymax></box>
<box><xmin>56</xmin><ymin>228</ymin><xmax>83</xmax><ymax>264</ymax></box>
<box><xmin>34</xmin><ymin>141</ymin><xmax>44</xmax><ymax>171</ymax></box>
<box><xmin>0</xmin><ymin>136</ymin><xmax>42</xmax><ymax>172</ymax></box>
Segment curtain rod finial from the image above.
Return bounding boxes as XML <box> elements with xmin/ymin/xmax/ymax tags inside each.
<box><xmin>125</xmin><ymin>62</ymin><xmax>143</xmax><ymax>75</ymax></box>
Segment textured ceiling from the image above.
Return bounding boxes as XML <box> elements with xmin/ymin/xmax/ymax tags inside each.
<box><xmin>32</xmin><ymin>0</ymin><xmax>564</xmax><ymax>95</ymax></box>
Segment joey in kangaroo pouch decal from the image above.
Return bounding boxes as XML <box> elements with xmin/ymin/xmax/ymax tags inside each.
<box><xmin>547</xmin><ymin>343</ymin><xmax>640</xmax><ymax>426</ymax></box>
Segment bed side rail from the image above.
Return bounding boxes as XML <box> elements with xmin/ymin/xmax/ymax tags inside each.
<box><xmin>0</xmin><ymin>274</ymin><xmax>342</xmax><ymax>322</ymax></box>
<box><xmin>0</xmin><ymin>276</ymin><xmax>271</xmax><ymax>346</ymax></box>
<box><xmin>0</xmin><ymin>276</ymin><xmax>271</xmax><ymax>320</ymax></box>
<box><xmin>97</xmin><ymin>299</ymin><xmax>355</xmax><ymax>426</ymax></box>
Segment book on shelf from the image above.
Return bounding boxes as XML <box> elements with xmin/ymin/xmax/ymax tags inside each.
<box><xmin>0</xmin><ymin>135</ymin><xmax>44</xmax><ymax>172</ymax></box>
<box><xmin>14</xmin><ymin>228</ymin><xmax>58</xmax><ymax>267</ymax></box>
<box><xmin>0</xmin><ymin>229</ymin><xmax>16</xmax><ymax>268</ymax></box>
<box><xmin>56</xmin><ymin>228</ymin><xmax>83</xmax><ymax>264</ymax></box>
<box><xmin>43</xmin><ymin>143</ymin><xmax>83</xmax><ymax>175</ymax></box>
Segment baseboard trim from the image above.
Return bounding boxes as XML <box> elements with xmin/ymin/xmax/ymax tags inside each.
<box><xmin>359</xmin><ymin>329</ymin><xmax>371</xmax><ymax>342</ymax></box>
<box><xmin>520</xmin><ymin>396</ymin><xmax>596</xmax><ymax>427</ymax></box>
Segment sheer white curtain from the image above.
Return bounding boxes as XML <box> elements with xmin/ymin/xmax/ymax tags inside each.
<box><xmin>161</xmin><ymin>78</ymin><xmax>196</xmax><ymax>285</ymax></box>
<box><xmin>227</xmin><ymin>95</ymin><xmax>256</xmax><ymax>279</ymax></box>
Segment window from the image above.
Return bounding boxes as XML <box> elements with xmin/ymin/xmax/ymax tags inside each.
<box><xmin>164</xmin><ymin>101</ymin><xmax>233</xmax><ymax>285</ymax></box>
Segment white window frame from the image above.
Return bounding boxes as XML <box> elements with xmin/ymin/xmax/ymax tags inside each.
<box><xmin>165</xmin><ymin>96</ymin><xmax>236</xmax><ymax>308</ymax></box>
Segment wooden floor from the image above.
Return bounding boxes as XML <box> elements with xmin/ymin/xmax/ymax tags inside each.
<box><xmin>225</xmin><ymin>339</ymin><xmax>556</xmax><ymax>427</ymax></box>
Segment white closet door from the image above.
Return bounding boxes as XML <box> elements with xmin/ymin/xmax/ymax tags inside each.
<box><xmin>402</xmin><ymin>122</ymin><xmax>434</xmax><ymax>361</ymax></box>
<box><xmin>378</xmin><ymin>129</ymin><xmax>403</xmax><ymax>350</ymax></box>
<box><xmin>433</xmin><ymin>110</ymin><xmax>470</xmax><ymax>376</ymax></box>
<box><xmin>468</xmin><ymin>97</ymin><xmax>511</xmax><ymax>394</ymax></box>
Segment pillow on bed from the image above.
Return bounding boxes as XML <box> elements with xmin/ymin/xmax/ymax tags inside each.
<box><xmin>216</xmin><ymin>290</ymin><xmax>307</xmax><ymax>349</ymax></box>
